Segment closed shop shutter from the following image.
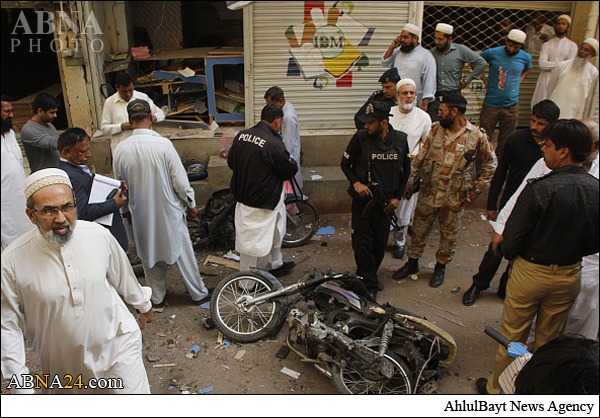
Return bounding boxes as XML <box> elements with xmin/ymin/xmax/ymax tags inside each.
<box><xmin>248</xmin><ymin>1</ymin><xmax>412</xmax><ymax>130</ymax></box>
<box><xmin>423</xmin><ymin>1</ymin><xmax>574</xmax><ymax>127</ymax></box>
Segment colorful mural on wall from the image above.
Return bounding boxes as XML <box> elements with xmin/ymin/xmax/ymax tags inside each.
<box><xmin>286</xmin><ymin>1</ymin><xmax>375</xmax><ymax>89</ymax></box>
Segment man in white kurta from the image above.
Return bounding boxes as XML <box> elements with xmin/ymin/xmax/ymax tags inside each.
<box><xmin>388</xmin><ymin>79</ymin><xmax>432</xmax><ymax>258</ymax></box>
<box><xmin>547</xmin><ymin>39</ymin><xmax>599</xmax><ymax>120</ymax></box>
<box><xmin>101</xmin><ymin>72</ymin><xmax>165</xmax><ymax>150</ymax></box>
<box><xmin>1</xmin><ymin>168</ymin><xmax>153</xmax><ymax>394</ymax></box>
<box><xmin>530</xmin><ymin>15</ymin><xmax>578</xmax><ymax>108</ymax></box>
<box><xmin>1</xmin><ymin>96</ymin><xmax>33</xmax><ymax>251</ymax></box>
<box><xmin>264</xmin><ymin>87</ymin><xmax>303</xmax><ymax>189</ymax></box>
<box><xmin>382</xmin><ymin>23</ymin><xmax>437</xmax><ymax>111</ymax></box>
<box><xmin>491</xmin><ymin>118</ymin><xmax>599</xmax><ymax>341</ymax></box>
<box><xmin>112</xmin><ymin>100</ymin><xmax>210</xmax><ymax>309</ymax></box>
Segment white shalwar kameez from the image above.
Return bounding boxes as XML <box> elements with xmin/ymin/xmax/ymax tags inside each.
<box><xmin>530</xmin><ymin>36</ymin><xmax>577</xmax><ymax>108</ymax></box>
<box><xmin>282</xmin><ymin>101</ymin><xmax>303</xmax><ymax>189</ymax></box>
<box><xmin>547</xmin><ymin>57</ymin><xmax>599</xmax><ymax>119</ymax></box>
<box><xmin>494</xmin><ymin>155</ymin><xmax>599</xmax><ymax>341</ymax></box>
<box><xmin>113</xmin><ymin>129</ymin><xmax>208</xmax><ymax>304</ymax></box>
<box><xmin>389</xmin><ymin>106</ymin><xmax>432</xmax><ymax>247</ymax></box>
<box><xmin>1</xmin><ymin>221</ymin><xmax>152</xmax><ymax>393</ymax></box>
<box><xmin>235</xmin><ymin>188</ymin><xmax>286</xmax><ymax>271</ymax></box>
<box><xmin>1</xmin><ymin>129</ymin><xmax>34</xmax><ymax>251</ymax></box>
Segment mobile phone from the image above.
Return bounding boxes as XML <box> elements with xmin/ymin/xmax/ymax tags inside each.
<box><xmin>106</xmin><ymin>188</ymin><xmax>118</xmax><ymax>199</ymax></box>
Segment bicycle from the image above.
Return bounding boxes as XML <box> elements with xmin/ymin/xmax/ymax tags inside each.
<box><xmin>191</xmin><ymin>176</ymin><xmax>319</xmax><ymax>251</ymax></box>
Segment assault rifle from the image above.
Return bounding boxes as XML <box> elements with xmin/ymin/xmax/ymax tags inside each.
<box><xmin>364</xmin><ymin>181</ymin><xmax>399</xmax><ymax>229</ymax></box>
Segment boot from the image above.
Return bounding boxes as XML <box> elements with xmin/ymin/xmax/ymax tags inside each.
<box><xmin>392</xmin><ymin>257</ymin><xmax>419</xmax><ymax>281</ymax></box>
<box><xmin>429</xmin><ymin>262</ymin><xmax>446</xmax><ymax>288</ymax></box>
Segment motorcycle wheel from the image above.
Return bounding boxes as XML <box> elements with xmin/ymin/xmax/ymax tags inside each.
<box><xmin>282</xmin><ymin>199</ymin><xmax>319</xmax><ymax>248</ymax></box>
<box><xmin>330</xmin><ymin>353</ymin><xmax>414</xmax><ymax>394</ymax></box>
<box><xmin>210</xmin><ymin>271</ymin><xmax>288</xmax><ymax>343</ymax></box>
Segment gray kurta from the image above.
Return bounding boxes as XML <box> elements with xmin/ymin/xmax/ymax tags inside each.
<box><xmin>113</xmin><ymin>128</ymin><xmax>196</xmax><ymax>267</ymax></box>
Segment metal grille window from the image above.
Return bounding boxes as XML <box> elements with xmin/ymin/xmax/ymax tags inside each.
<box><xmin>422</xmin><ymin>6</ymin><xmax>570</xmax><ymax>53</ymax></box>
<box><xmin>421</xmin><ymin>3</ymin><xmax>573</xmax><ymax>127</ymax></box>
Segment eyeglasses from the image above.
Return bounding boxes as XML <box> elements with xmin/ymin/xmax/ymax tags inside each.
<box><xmin>31</xmin><ymin>203</ymin><xmax>76</xmax><ymax>218</ymax></box>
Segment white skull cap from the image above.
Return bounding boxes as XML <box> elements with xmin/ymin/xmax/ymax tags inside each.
<box><xmin>24</xmin><ymin>168</ymin><xmax>72</xmax><ymax>200</ymax></box>
<box><xmin>435</xmin><ymin>23</ymin><xmax>454</xmax><ymax>35</ymax></box>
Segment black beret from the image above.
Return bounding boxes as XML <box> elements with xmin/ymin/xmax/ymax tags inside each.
<box><xmin>358</xmin><ymin>101</ymin><xmax>391</xmax><ymax>124</ymax></box>
<box><xmin>437</xmin><ymin>91</ymin><xmax>467</xmax><ymax>107</ymax></box>
<box><xmin>378</xmin><ymin>67</ymin><xmax>401</xmax><ymax>84</ymax></box>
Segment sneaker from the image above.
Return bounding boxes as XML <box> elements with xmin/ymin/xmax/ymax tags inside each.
<box><xmin>269</xmin><ymin>261</ymin><xmax>296</xmax><ymax>277</ymax></box>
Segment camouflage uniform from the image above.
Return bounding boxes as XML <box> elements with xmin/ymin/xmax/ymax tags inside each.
<box><xmin>406</xmin><ymin>121</ymin><xmax>497</xmax><ymax>263</ymax></box>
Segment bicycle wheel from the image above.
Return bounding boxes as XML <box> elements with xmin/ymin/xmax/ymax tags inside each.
<box><xmin>282</xmin><ymin>199</ymin><xmax>319</xmax><ymax>248</ymax></box>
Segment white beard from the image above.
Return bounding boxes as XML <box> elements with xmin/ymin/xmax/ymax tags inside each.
<box><xmin>400</xmin><ymin>101</ymin><xmax>415</xmax><ymax>112</ymax></box>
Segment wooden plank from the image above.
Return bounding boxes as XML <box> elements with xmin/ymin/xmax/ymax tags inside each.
<box><xmin>203</xmin><ymin>255</ymin><xmax>239</xmax><ymax>270</ymax></box>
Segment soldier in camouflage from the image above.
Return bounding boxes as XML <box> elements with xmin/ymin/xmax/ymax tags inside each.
<box><xmin>354</xmin><ymin>68</ymin><xmax>400</xmax><ymax>130</ymax></box>
<box><xmin>393</xmin><ymin>92</ymin><xmax>497</xmax><ymax>287</ymax></box>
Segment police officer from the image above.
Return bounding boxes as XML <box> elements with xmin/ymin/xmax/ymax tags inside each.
<box><xmin>393</xmin><ymin>92</ymin><xmax>497</xmax><ymax>287</ymax></box>
<box><xmin>228</xmin><ymin>103</ymin><xmax>299</xmax><ymax>275</ymax></box>
<box><xmin>342</xmin><ymin>101</ymin><xmax>411</xmax><ymax>298</ymax></box>
<box><xmin>354</xmin><ymin>68</ymin><xmax>400</xmax><ymax>130</ymax></box>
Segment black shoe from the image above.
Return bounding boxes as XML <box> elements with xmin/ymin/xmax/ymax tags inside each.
<box><xmin>392</xmin><ymin>258</ymin><xmax>419</xmax><ymax>281</ymax></box>
<box><xmin>429</xmin><ymin>262</ymin><xmax>446</xmax><ymax>288</ymax></box>
<box><xmin>393</xmin><ymin>245</ymin><xmax>406</xmax><ymax>259</ymax></box>
<box><xmin>497</xmin><ymin>287</ymin><xmax>506</xmax><ymax>300</ymax></box>
<box><xmin>152</xmin><ymin>295</ymin><xmax>167</xmax><ymax>313</ymax></box>
<box><xmin>462</xmin><ymin>284</ymin><xmax>483</xmax><ymax>306</ymax></box>
<box><xmin>269</xmin><ymin>261</ymin><xmax>296</xmax><ymax>277</ymax></box>
<box><xmin>476</xmin><ymin>378</ymin><xmax>489</xmax><ymax>395</ymax></box>
<box><xmin>194</xmin><ymin>293</ymin><xmax>211</xmax><ymax>306</ymax></box>
<box><xmin>377</xmin><ymin>281</ymin><xmax>384</xmax><ymax>291</ymax></box>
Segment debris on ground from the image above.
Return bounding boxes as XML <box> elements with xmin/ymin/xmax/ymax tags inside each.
<box><xmin>280</xmin><ymin>367</ymin><xmax>301</xmax><ymax>379</ymax></box>
<box><xmin>204</xmin><ymin>254</ymin><xmax>239</xmax><ymax>270</ymax></box>
<box><xmin>146</xmin><ymin>354</ymin><xmax>161</xmax><ymax>362</ymax></box>
<box><xmin>234</xmin><ymin>350</ymin><xmax>246</xmax><ymax>361</ymax></box>
<box><xmin>185</xmin><ymin>344</ymin><xmax>201</xmax><ymax>359</ymax></box>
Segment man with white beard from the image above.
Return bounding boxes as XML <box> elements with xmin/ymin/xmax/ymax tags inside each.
<box><xmin>547</xmin><ymin>38</ymin><xmax>599</xmax><ymax>119</ymax></box>
<box><xmin>530</xmin><ymin>15</ymin><xmax>577</xmax><ymax>108</ymax></box>
<box><xmin>388</xmin><ymin>79</ymin><xmax>432</xmax><ymax>258</ymax></box>
<box><xmin>1</xmin><ymin>168</ymin><xmax>153</xmax><ymax>393</ymax></box>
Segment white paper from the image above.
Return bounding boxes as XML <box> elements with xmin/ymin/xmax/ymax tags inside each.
<box><xmin>89</xmin><ymin>173</ymin><xmax>121</xmax><ymax>226</ymax></box>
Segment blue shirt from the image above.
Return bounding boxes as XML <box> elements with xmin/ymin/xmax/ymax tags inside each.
<box><xmin>480</xmin><ymin>46</ymin><xmax>532</xmax><ymax>108</ymax></box>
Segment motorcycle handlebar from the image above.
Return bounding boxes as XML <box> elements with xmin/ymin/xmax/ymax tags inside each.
<box><xmin>484</xmin><ymin>326</ymin><xmax>511</xmax><ymax>348</ymax></box>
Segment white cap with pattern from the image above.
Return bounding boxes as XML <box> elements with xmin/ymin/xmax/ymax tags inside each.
<box><xmin>435</xmin><ymin>23</ymin><xmax>454</xmax><ymax>35</ymax></box>
<box><xmin>402</xmin><ymin>23</ymin><xmax>421</xmax><ymax>39</ymax></box>
<box><xmin>507</xmin><ymin>29</ymin><xmax>527</xmax><ymax>45</ymax></box>
<box><xmin>24</xmin><ymin>168</ymin><xmax>72</xmax><ymax>200</ymax></box>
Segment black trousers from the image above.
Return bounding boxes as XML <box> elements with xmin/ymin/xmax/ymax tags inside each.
<box><xmin>351</xmin><ymin>198</ymin><xmax>391</xmax><ymax>292</ymax></box>
<box><xmin>472</xmin><ymin>242</ymin><xmax>510</xmax><ymax>292</ymax></box>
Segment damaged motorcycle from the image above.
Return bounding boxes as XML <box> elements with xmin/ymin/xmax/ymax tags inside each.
<box><xmin>210</xmin><ymin>269</ymin><xmax>457</xmax><ymax>394</ymax></box>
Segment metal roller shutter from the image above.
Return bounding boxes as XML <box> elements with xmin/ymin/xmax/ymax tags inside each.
<box><xmin>247</xmin><ymin>1</ymin><xmax>412</xmax><ymax>130</ymax></box>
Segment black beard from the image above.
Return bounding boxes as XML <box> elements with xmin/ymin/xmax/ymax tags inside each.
<box><xmin>1</xmin><ymin>118</ymin><xmax>12</xmax><ymax>134</ymax></box>
<box><xmin>439</xmin><ymin>117</ymin><xmax>453</xmax><ymax>129</ymax></box>
<box><xmin>555</xmin><ymin>28</ymin><xmax>567</xmax><ymax>37</ymax></box>
<box><xmin>400</xmin><ymin>43</ymin><xmax>416</xmax><ymax>53</ymax></box>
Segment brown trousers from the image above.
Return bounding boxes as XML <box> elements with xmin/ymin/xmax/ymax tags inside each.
<box><xmin>486</xmin><ymin>256</ymin><xmax>581</xmax><ymax>394</ymax></box>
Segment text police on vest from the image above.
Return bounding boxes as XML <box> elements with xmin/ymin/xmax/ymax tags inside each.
<box><xmin>371</xmin><ymin>153</ymin><xmax>399</xmax><ymax>160</ymax></box>
<box><xmin>238</xmin><ymin>133</ymin><xmax>266</xmax><ymax>147</ymax></box>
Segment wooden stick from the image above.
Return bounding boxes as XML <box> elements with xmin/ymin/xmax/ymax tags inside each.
<box><xmin>152</xmin><ymin>363</ymin><xmax>177</xmax><ymax>368</ymax></box>
<box><xmin>404</xmin><ymin>296</ymin><xmax>459</xmax><ymax>316</ymax></box>
<box><xmin>437</xmin><ymin>314</ymin><xmax>464</xmax><ymax>327</ymax></box>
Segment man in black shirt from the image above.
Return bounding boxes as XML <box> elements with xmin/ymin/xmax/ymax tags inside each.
<box><xmin>354</xmin><ymin>68</ymin><xmax>400</xmax><ymax>130</ymax></box>
<box><xmin>478</xmin><ymin>119</ymin><xmax>599</xmax><ymax>395</ymax></box>
<box><xmin>228</xmin><ymin>104</ymin><xmax>298</xmax><ymax>276</ymax></box>
<box><xmin>463</xmin><ymin>100</ymin><xmax>560</xmax><ymax>306</ymax></box>
<box><xmin>342</xmin><ymin>101</ymin><xmax>410</xmax><ymax>298</ymax></box>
